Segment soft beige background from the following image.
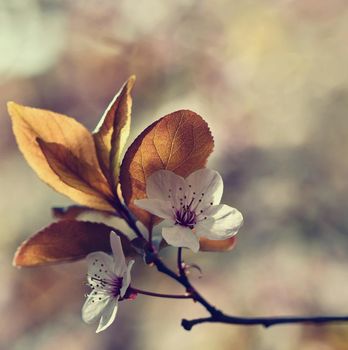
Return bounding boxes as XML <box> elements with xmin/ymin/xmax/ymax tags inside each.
<box><xmin>1</xmin><ymin>0</ymin><xmax>348</xmax><ymax>349</ymax></box>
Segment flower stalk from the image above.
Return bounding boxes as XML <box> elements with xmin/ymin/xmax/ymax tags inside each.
<box><xmin>130</xmin><ymin>287</ymin><xmax>192</xmax><ymax>299</ymax></box>
<box><xmin>177</xmin><ymin>248</ymin><xmax>185</xmax><ymax>278</ymax></box>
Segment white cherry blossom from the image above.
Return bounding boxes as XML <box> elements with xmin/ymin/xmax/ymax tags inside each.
<box><xmin>82</xmin><ymin>231</ymin><xmax>134</xmax><ymax>333</ymax></box>
<box><xmin>134</xmin><ymin>168</ymin><xmax>243</xmax><ymax>252</ymax></box>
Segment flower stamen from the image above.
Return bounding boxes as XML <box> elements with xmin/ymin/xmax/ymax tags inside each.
<box><xmin>175</xmin><ymin>206</ymin><xmax>197</xmax><ymax>228</ymax></box>
<box><xmin>89</xmin><ymin>274</ymin><xmax>124</xmax><ymax>298</ymax></box>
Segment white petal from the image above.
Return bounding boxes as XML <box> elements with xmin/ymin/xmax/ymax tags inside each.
<box><xmin>120</xmin><ymin>260</ymin><xmax>135</xmax><ymax>297</ymax></box>
<box><xmin>96</xmin><ymin>298</ymin><xmax>119</xmax><ymax>333</ymax></box>
<box><xmin>146</xmin><ymin>170</ymin><xmax>187</xmax><ymax>204</ymax></box>
<box><xmin>196</xmin><ymin>204</ymin><xmax>243</xmax><ymax>238</ymax></box>
<box><xmin>110</xmin><ymin>232</ymin><xmax>127</xmax><ymax>276</ymax></box>
<box><xmin>86</xmin><ymin>252</ymin><xmax>114</xmax><ymax>285</ymax></box>
<box><xmin>162</xmin><ymin>225</ymin><xmax>200</xmax><ymax>252</ymax></box>
<box><xmin>186</xmin><ymin>169</ymin><xmax>223</xmax><ymax>211</ymax></box>
<box><xmin>134</xmin><ymin>199</ymin><xmax>174</xmax><ymax>220</ymax></box>
<box><xmin>194</xmin><ymin>222</ymin><xmax>227</xmax><ymax>240</ymax></box>
<box><xmin>82</xmin><ymin>293</ymin><xmax>111</xmax><ymax>324</ymax></box>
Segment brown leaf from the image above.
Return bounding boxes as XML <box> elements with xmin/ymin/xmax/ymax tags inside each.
<box><xmin>8</xmin><ymin>102</ymin><xmax>113</xmax><ymax>211</ymax></box>
<box><xmin>13</xmin><ymin>220</ymin><xmax>135</xmax><ymax>267</ymax></box>
<box><xmin>120</xmin><ymin>109</ymin><xmax>214</xmax><ymax>229</ymax></box>
<box><xmin>93</xmin><ymin>76</ymin><xmax>135</xmax><ymax>188</ymax></box>
<box><xmin>199</xmin><ymin>236</ymin><xmax>237</xmax><ymax>252</ymax></box>
<box><xmin>37</xmin><ymin>139</ymin><xmax>112</xmax><ymax>201</ymax></box>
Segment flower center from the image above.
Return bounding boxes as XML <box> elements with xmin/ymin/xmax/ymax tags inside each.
<box><xmin>108</xmin><ymin>276</ymin><xmax>123</xmax><ymax>298</ymax></box>
<box><xmin>90</xmin><ymin>275</ymin><xmax>123</xmax><ymax>298</ymax></box>
<box><xmin>175</xmin><ymin>206</ymin><xmax>197</xmax><ymax>229</ymax></box>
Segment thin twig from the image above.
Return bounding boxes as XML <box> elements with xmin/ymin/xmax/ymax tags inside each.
<box><xmin>131</xmin><ymin>287</ymin><xmax>192</xmax><ymax>299</ymax></box>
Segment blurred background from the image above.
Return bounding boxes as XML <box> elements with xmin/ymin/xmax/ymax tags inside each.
<box><xmin>1</xmin><ymin>0</ymin><xmax>348</xmax><ymax>349</ymax></box>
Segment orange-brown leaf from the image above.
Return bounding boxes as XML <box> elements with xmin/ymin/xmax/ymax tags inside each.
<box><xmin>13</xmin><ymin>220</ymin><xmax>134</xmax><ymax>267</ymax></box>
<box><xmin>93</xmin><ymin>76</ymin><xmax>135</xmax><ymax>186</ymax></box>
<box><xmin>8</xmin><ymin>102</ymin><xmax>112</xmax><ymax>211</ymax></box>
<box><xmin>120</xmin><ymin>110</ymin><xmax>214</xmax><ymax>229</ymax></box>
<box><xmin>37</xmin><ymin>139</ymin><xmax>112</xmax><ymax>200</ymax></box>
<box><xmin>199</xmin><ymin>236</ymin><xmax>237</xmax><ymax>252</ymax></box>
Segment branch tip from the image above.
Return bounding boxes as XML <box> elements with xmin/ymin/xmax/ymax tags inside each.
<box><xmin>181</xmin><ymin>319</ymin><xmax>193</xmax><ymax>331</ymax></box>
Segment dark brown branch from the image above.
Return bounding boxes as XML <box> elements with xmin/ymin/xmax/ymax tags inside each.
<box><xmin>182</xmin><ymin>314</ymin><xmax>348</xmax><ymax>330</ymax></box>
<box><xmin>118</xmin><ymin>203</ymin><xmax>348</xmax><ymax>332</ymax></box>
<box><xmin>148</xmin><ymin>251</ymin><xmax>222</xmax><ymax>316</ymax></box>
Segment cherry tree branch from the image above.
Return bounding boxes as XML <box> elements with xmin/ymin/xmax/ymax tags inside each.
<box><xmin>181</xmin><ymin>314</ymin><xmax>348</xmax><ymax>330</ymax></box>
<box><xmin>155</xmin><ymin>252</ymin><xmax>348</xmax><ymax>330</ymax></box>
<box><xmin>118</xmin><ymin>202</ymin><xmax>348</xmax><ymax>331</ymax></box>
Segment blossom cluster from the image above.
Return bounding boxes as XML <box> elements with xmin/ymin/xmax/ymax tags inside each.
<box><xmin>8</xmin><ymin>76</ymin><xmax>243</xmax><ymax>333</ymax></box>
<box><xmin>84</xmin><ymin>168</ymin><xmax>243</xmax><ymax>332</ymax></box>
